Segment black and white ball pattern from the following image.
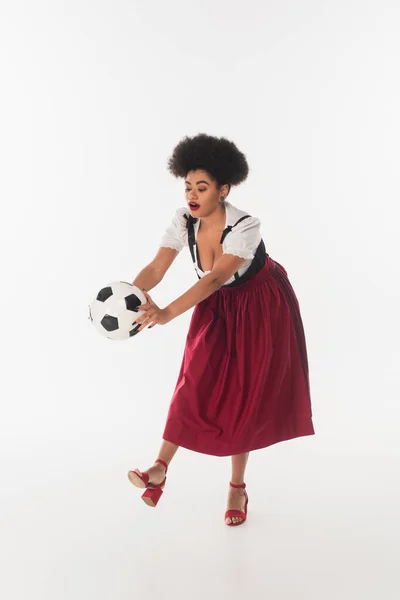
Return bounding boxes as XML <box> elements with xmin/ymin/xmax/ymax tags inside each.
<box><xmin>88</xmin><ymin>282</ymin><xmax>146</xmax><ymax>340</ymax></box>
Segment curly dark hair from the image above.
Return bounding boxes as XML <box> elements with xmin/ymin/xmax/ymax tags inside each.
<box><xmin>167</xmin><ymin>133</ymin><xmax>249</xmax><ymax>195</ymax></box>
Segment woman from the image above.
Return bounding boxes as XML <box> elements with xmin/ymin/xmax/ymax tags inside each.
<box><xmin>127</xmin><ymin>133</ymin><xmax>315</xmax><ymax>526</ymax></box>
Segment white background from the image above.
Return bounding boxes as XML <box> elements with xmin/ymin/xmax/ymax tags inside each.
<box><xmin>1</xmin><ymin>1</ymin><xmax>399</xmax><ymax>598</ymax></box>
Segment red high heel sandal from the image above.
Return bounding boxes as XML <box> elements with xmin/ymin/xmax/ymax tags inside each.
<box><xmin>224</xmin><ymin>482</ymin><xmax>249</xmax><ymax>526</ymax></box>
<box><xmin>127</xmin><ymin>458</ymin><xmax>168</xmax><ymax>507</ymax></box>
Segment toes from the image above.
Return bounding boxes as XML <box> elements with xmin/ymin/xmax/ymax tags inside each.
<box><xmin>225</xmin><ymin>516</ymin><xmax>244</xmax><ymax>525</ymax></box>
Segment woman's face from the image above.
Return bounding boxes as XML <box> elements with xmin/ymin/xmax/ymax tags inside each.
<box><xmin>185</xmin><ymin>169</ymin><xmax>228</xmax><ymax>218</ymax></box>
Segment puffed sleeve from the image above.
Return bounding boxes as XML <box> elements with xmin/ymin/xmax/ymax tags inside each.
<box><xmin>159</xmin><ymin>207</ymin><xmax>189</xmax><ymax>252</ymax></box>
<box><xmin>223</xmin><ymin>216</ymin><xmax>262</xmax><ymax>260</ymax></box>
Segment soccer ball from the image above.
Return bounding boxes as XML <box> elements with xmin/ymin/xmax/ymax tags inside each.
<box><xmin>88</xmin><ymin>282</ymin><xmax>146</xmax><ymax>340</ymax></box>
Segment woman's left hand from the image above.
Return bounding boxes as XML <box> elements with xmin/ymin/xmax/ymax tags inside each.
<box><xmin>133</xmin><ymin>289</ymin><xmax>173</xmax><ymax>332</ymax></box>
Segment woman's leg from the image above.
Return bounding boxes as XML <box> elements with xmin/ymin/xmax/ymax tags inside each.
<box><xmin>156</xmin><ymin>439</ymin><xmax>179</xmax><ymax>467</ymax></box>
<box><xmin>138</xmin><ymin>439</ymin><xmax>179</xmax><ymax>485</ymax></box>
<box><xmin>226</xmin><ymin>451</ymin><xmax>250</xmax><ymax>524</ymax></box>
<box><xmin>231</xmin><ymin>451</ymin><xmax>250</xmax><ymax>485</ymax></box>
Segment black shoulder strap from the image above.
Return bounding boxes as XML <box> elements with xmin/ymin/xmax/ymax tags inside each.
<box><xmin>183</xmin><ymin>213</ymin><xmax>197</xmax><ymax>263</ymax></box>
<box><xmin>220</xmin><ymin>215</ymin><xmax>252</xmax><ymax>281</ymax></box>
<box><xmin>183</xmin><ymin>214</ymin><xmax>201</xmax><ymax>279</ymax></box>
<box><xmin>219</xmin><ymin>215</ymin><xmax>251</xmax><ymax>244</ymax></box>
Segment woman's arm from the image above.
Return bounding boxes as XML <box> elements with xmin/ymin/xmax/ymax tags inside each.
<box><xmin>132</xmin><ymin>247</ymin><xmax>179</xmax><ymax>291</ymax></box>
<box><xmin>134</xmin><ymin>253</ymin><xmax>247</xmax><ymax>331</ymax></box>
<box><xmin>166</xmin><ymin>253</ymin><xmax>246</xmax><ymax>320</ymax></box>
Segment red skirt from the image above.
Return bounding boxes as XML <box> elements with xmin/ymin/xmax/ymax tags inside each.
<box><xmin>162</xmin><ymin>256</ymin><xmax>315</xmax><ymax>456</ymax></box>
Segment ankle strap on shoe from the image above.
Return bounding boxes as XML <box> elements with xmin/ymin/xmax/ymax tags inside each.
<box><xmin>155</xmin><ymin>458</ymin><xmax>168</xmax><ymax>473</ymax></box>
<box><xmin>230</xmin><ymin>481</ymin><xmax>246</xmax><ymax>489</ymax></box>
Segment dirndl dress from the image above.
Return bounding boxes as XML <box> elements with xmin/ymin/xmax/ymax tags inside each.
<box><xmin>162</xmin><ymin>211</ymin><xmax>315</xmax><ymax>457</ymax></box>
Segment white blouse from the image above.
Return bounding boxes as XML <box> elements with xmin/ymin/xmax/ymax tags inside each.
<box><xmin>159</xmin><ymin>201</ymin><xmax>262</xmax><ymax>286</ymax></box>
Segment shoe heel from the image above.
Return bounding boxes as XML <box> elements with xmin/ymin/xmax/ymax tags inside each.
<box><xmin>141</xmin><ymin>486</ymin><xmax>163</xmax><ymax>507</ymax></box>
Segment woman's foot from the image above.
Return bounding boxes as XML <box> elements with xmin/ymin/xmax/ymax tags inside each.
<box><xmin>135</xmin><ymin>462</ymin><xmax>167</xmax><ymax>487</ymax></box>
<box><xmin>225</xmin><ymin>484</ymin><xmax>247</xmax><ymax>525</ymax></box>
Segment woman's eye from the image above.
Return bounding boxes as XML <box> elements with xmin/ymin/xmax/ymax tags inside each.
<box><xmin>185</xmin><ymin>189</ymin><xmax>206</xmax><ymax>192</ymax></box>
